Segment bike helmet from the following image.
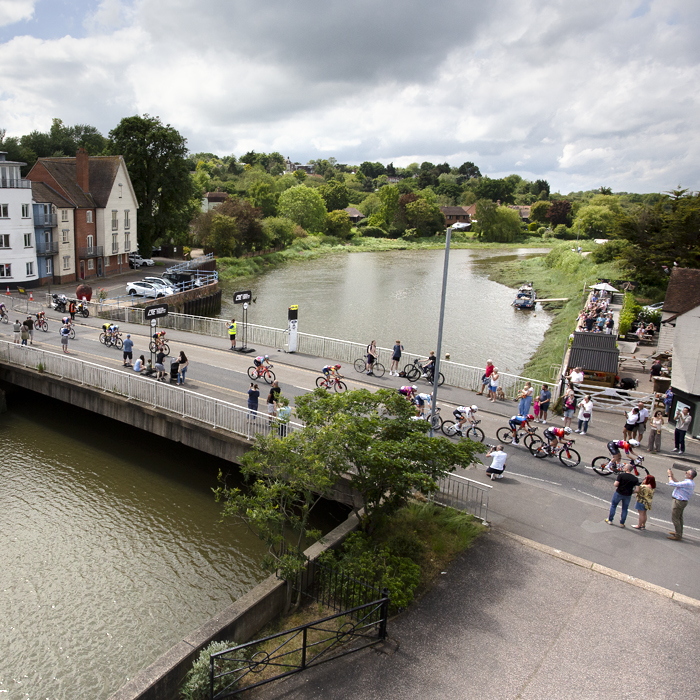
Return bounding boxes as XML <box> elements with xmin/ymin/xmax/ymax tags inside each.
<box><xmin>629</xmin><ymin>439</ymin><xmax>640</xmax><ymax>446</ymax></box>
<box><xmin>470</xmin><ymin>405</ymin><xmax>478</xmax><ymax>412</ymax></box>
<box><xmin>335</xmin><ymin>364</ymin><xmax>341</xmax><ymax>369</ymax></box>
<box><xmin>564</xmin><ymin>427</ymin><xmax>573</xmax><ymax>434</ymax></box>
<box><xmin>527</xmin><ymin>414</ymin><xmax>535</xmax><ymax>420</ymax></box>
<box><xmin>264</xmin><ymin>355</ymin><xmax>269</xmax><ymax>359</ymax></box>
<box><xmin>411</xmin><ymin>385</ymin><xmax>417</xmax><ymax>391</ymax></box>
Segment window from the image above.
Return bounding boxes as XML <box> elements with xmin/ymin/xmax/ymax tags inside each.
<box><xmin>105</xmin><ymin>256</ymin><xmax>111</xmax><ymax>267</ymax></box>
<box><xmin>24</xmin><ymin>233</ymin><xmax>32</xmax><ymax>247</ymax></box>
<box><xmin>0</xmin><ymin>264</ymin><xmax>11</xmax><ymax>277</ymax></box>
<box><xmin>124</xmin><ymin>210</ymin><xmax>130</xmax><ymax>229</ymax></box>
<box><xmin>63</xmin><ymin>256</ymin><xmax>71</xmax><ymax>270</ymax></box>
<box><xmin>112</xmin><ymin>210</ymin><xmax>118</xmax><ymax>231</ymax></box>
<box><xmin>62</xmin><ymin>229</ymin><xmax>69</xmax><ymax>243</ymax></box>
<box><xmin>119</xmin><ymin>183</ymin><xmax>123</xmax><ymax>198</ymax></box>
<box><xmin>0</xmin><ymin>204</ymin><xmax>8</xmax><ymax>218</ymax></box>
<box><xmin>124</xmin><ymin>233</ymin><xmax>130</xmax><ymax>251</ymax></box>
<box><xmin>22</xmin><ymin>203</ymin><xmax>30</xmax><ymax>218</ymax></box>
<box><xmin>112</xmin><ymin>233</ymin><xmax>118</xmax><ymax>253</ymax></box>
<box><xmin>86</xmin><ymin>210</ymin><xmax>93</xmax><ymax>223</ymax></box>
<box><xmin>88</xmin><ymin>259</ymin><xmax>94</xmax><ymax>270</ymax></box>
<box><xmin>26</xmin><ymin>261</ymin><xmax>34</xmax><ymax>276</ymax></box>
<box><xmin>46</xmin><ymin>258</ymin><xmax>53</xmax><ymax>275</ymax></box>
<box><xmin>87</xmin><ymin>234</ymin><xmax>94</xmax><ymax>249</ymax></box>
<box><xmin>61</xmin><ymin>209</ymin><xmax>68</xmax><ymax>222</ymax></box>
<box><xmin>0</xmin><ymin>234</ymin><xmax>9</xmax><ymax>247</ymax></box>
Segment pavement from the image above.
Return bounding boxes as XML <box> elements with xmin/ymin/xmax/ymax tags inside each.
<box><xmin>251</xmin><ymin>530</ymin><xmax>700</xmax><ymax>700</ymax></box>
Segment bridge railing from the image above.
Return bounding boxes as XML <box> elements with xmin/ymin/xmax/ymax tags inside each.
<box><xmin>0</xmin><ymin>340</ymin><xmax>303</xmax><ymax>440</ymax></box>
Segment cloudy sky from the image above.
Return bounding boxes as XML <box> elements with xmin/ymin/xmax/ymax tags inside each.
<box><xmin>1</xmin><ymin>0</ymin><xmax>699</xmax><ymax>193</ymax></box>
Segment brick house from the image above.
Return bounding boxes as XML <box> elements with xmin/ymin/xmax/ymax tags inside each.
<box><xmin>440</xmin><ymin>206</ymin><xmax>472</xmax><ymax>227</ymax></box>
<box><xmin>27</xmin><ymin>148</ymin><xmax>138</xmax><ymax>281</ymax></box>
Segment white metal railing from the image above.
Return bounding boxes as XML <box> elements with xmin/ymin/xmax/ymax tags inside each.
<box><xmin>431</xmin><ymin>472</ymin><xmax>491</xmax><ymax>521</ymax></box>
<box><xmin>574</xmin><ymin>382</ymin><xmax>655</xmax><ymax>414</ymax></box>
<box><xmin>0</xmin><ymin>340</ymin><xmax>302</xmax><ymax>440</ymax></box>
<box><xmin>167</xmin><ymin>252</ymin><xmax>215</xmax><ymax>272</ymax></box>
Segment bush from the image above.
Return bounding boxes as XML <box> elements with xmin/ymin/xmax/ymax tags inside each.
<box><xmin>553</xmin><ymin>224</ymin><xmax>575</xmax><ymax>239</ymax></box>
<box><xmin>528</xmin><ymin>222</ymin><xmax>540</xmax><ymax>232</ymax></box>
<box><xmin>589</xmin><ymin>239</ymin><xmax>630</xmax><ymax>264</ymax></box>
<box><xmin>362</xmin><ymin>226</ymin><xmax>389</xmax><ymax>238</ymax></box>
<box><xmin>618</xmin><ymin>291</ymin><xmax>641</xmax><ymax>336</ymax></box>
<box><xmin>180</xmin><ymin>640</ymin><xmax>246</xmax><ymax>700</ymax></box>
<box><xmin>262</xmin><ymin>217</ymin><xmax>297</xmax><ymax>247</ymax></box>
<box><xmin>324</xmin><ymin>210</ymin><xmax>353</xmax><ymax>239</ymax></box>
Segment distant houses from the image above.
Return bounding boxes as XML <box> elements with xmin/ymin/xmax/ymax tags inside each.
<box><xmin>0</xmin><ymin>147</ymin><xmax>139</xmax><ymax>287</ymax></box>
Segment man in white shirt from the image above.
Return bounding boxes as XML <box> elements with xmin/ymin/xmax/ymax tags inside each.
<box><xmin>635</xmin><ymin>402</ymin><xmax>649</xmax><ymax>439</ymax></box>
<box><xmin>485</xmin><ymin>445</ymin><xmax>507</xmax><ymax>480</ymax></box>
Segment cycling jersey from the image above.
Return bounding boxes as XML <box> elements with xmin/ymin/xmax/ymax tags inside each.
<box><xmin>322</xmin><ymin>365</ymin><xmax>335</xmax><ymax>375</ymax></box>
<box><xmin>416</xmin><ymin>393</ymin><xmax>431</xmax><ymax>406</ymax></box>
<box><xmin>608</xmin><ymin>440</ymin><xmax>631</xmax><ymax>455</ymax></box>
<box><xmin>544</xmin><ymin>427</ymin><xmax>566</xmax><ymax>440</ymax></box>
<box><xmin>510</xmin><ymin>415</ymin><xmax>527</xmax><ymax>426</ymax></box>
<box><xmin>399</xmin><ymin>386</ymin><xmax>414</xmax><ymax>397</ymax></box>
<box><xmin>62</xmin><ymin>317</ymin><xmax>70</xmax><ymax>325</ymax></box>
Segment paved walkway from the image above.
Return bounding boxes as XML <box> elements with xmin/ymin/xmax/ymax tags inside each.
<box><xmin>252</xmin><ymin>530</ymin><xmax>700</xmax><ymax>700</ymax></box>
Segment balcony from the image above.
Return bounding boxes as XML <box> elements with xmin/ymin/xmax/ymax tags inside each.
<box><xmin>79</xmin><ymin>246</ymin><xmax>104</xmax><ymax>258</ymax></box>
<box><xmin>0</xmin><ymin>178</ymin><xmax>31</xmax><ymax>189</ymax></box>
<box><xmin>36</xmin><ymin>241</ymin><xmax>59</xmax><ymax>256</ymax></box>
<box><xmin>35</xmin><ymin>213</ymin><xmax>58</xmax><ymax>227</ymax></box>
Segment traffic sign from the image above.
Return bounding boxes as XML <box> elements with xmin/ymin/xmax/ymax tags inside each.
<box><xmin>150</xmin><ymin>319</ymin><xmax>157</xmax><ymax>327</ymax></box>
<box><xmin>145</xmin><ymin>303</ymin><xmax>169</xmax><ymax>320</ymax></box>
<box><xmin>234</xmin><ymin>290</ymin><xmax>252</xmax><ymax>304</ymax></box>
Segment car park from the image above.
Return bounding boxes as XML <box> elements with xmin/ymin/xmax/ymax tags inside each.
<box><xmin>126</xmin><ymin>281</ymin><xmax>166</xmax><ymax>298</ymax></box>
<box><xmin>128</xmin><ymin>253</ymin><xmax>155</xmax><ymax>268</ymax></box>
<box><xmin>143</xmin><ymin>277</ymin><xmax>176</xmax><ymax>294</ymax></box>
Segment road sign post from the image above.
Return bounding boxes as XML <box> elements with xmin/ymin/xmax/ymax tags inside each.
<box><xmin>233</xmin><ymin>290</ymin><xmax>255</xmax><ymax>354</ymax></box>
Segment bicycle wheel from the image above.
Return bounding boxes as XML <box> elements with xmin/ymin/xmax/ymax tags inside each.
<box><xmin>1</xmin><ymin>314</ymin><xmax>7</xmax><ymax>324</ymax></box>
<box><xmin>99</xmin><ymin>332</ymin><xmax>108</xmax><ymax>345</ymax></box>
<box><xmin>533</xmin><ymin>443</ymin><xmax>550</xmax><ymax>459</ymax></box>
<box><xmin>441</xmin><ymin>420</ymin><xmax>458</xmax><ymax>437</ymax></box>
<box><xmin>334</xmin><ymin>380</ymin><xmax>347</xmax><ymax>393</ymax></box>
<box><xmin>559</xmin><ymin>447</ymin><xmax>581</xmax><ymax>468</ymax></box>
<box><xmin>425</xmin><ymin>412</ymin><xmax>441</xmax><ymax>429</ymax></box>
<box><xmin>247</xmin><ymin>366</ymin><xmax>258</xmax><ymax>380</ymax></box>
<box><xmin>592</xmin><ymin>456</ymin><xmax>614</xmax><ymax>476</ymax></box>
<box><xmin>633</xmin><ymin>464</ymin><xmax>650</xmax><ymax>478</ymax></box>
<box><xmin>69</xmin><ymin>328</ymin><xmax>75</xmax><ymax>340</ymax></box>
<box><xmin>114</xmin><ymin>337</ymin><xmax>123</xmax><ymax>350</ymax></box>
<box><xmin>497</xmin><ymin>427</ymin><xmax>513</xmax><ymax>444</ymax></box>
<box><xmin>354</xmin><ymin>358</ymin><xmax>367</xmax><ymax>373</ymax></box>
<box><xmin>262</xmin><ymin>369</ymin><xmax>275</xmax><ymax>385</ymax></box>
<box><xmin>465</xmin><ymin>426</ymin><xmax>485</xmax><ymax>442</ymax></box>
<box><xmin>148</xmin><ymin>341</ymin><xmax>156</xmax><ymax>353</ymax></box>
<box><xmin>523</xmin><ymin>433</ymin><xmax>539</xmax><ymax>451</ymax></box>
<box><xmin>405</xmin><ymin>365</ymin><xmax>420</xmax><ymax>381</ymax></box>
<box><xmin>161</xmin><ymin>343</ymin><xmax>170</xmax><ymax>356</ymax></box>
<box><xmin>372</xmin><ymin>362</ymin><xmax>386</xmax><ymax>378</ymax></box>
<box><xmin>316</xmin><ymin>376</ymin><xmax>328</xmax><ymax>388</ymax></box>
<box><xmin>40</xmin><ymin>321</ymin><xmax>48</xmax><ymax>332</ymax></box>
<box><xmin>436</xmin><ymin>371</ymin><xmax>445</xmax><ymax>387</ymax></box>
<box><xmin>527</xmin><ymin>436</ymin><xmax>545</xmax><ymax>455</ymax></box>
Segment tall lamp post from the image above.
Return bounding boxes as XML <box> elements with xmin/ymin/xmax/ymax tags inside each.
<box><xmin>430</xmin><ymin>227</ymin><xmax>452</xmax><ymax>433</ymax></box>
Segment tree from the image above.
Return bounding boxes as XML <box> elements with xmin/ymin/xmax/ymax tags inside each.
<box><xmin>474</xmin><ymin>199</ymin><xmax>498</xmax><ymax>237</ymax></box>
<box><xmin>277</xmin><ymin>185</ymin><xmax>327</xmax><ymax>233</ymax></box>
<box><xmin>262</xmin><ymin>217</ymin><xmax>297</xmax><ymax>248</ymax></box>
<box><xmin>576</xmin><ymin>204</ymin><xmax>617</xmax><ymax>237</ymax></box>
<box><xmin>529</xmin><ymin>200</ymin><xmax>551</xmax><ymax>224</ymax></box>
<box><xmin>359</xmin><ymin>161</ymin><xmax>386</xmax><ymax>179</ymax></box>
<box><xmin>325</xmin><ymin>210</ymin><xmax>353</xmax><ymax>239</ymax></box>
<box><xmin>545</xmin><ymin>200</ymin><xmax>572</xmax><ymax>227</ymax></box>
<box><xmin>368</xmin><ymin>185</ymin><xmax>400</xmax><ymax>230</ymax></box>
<box><xmin>108</xmin><ymin>115</ymin><xmax>196</xmax><ymax>253</ymax></box>
<box><xmin>209</xmin><ymin>213</ymin><xmax>239</xmax><ymax>257</ymax></box>
<box><xmin>458</xmin><ymin>161</ymin><xmax>481</xmax><ymax>179</ymax></box>
<box><xmin>405</xmin><ymin>197</ymin><xmax>445</xmax><ymax>236</ymax></box>
<box><xmin>532</xmin><ymin>179</ymin><xmax>550</xmax><ymax>198</ymax></box>
<box><xmin>318</xmin><ymin>181</ymin><xmax>350</xmax><ymax>211</ymax></box>
<box><xmin>479</xmin><ymin>206</ymin><xmax>521</xmax><ymax>242</ymax></box>
<box><xmin>248</xmin><ymin>180</ymin><xmax>277</xmax><ymax>217</ymax></box>
<box><xmin>472</xmin><ymin>176</ymin><xmax>516</xmax><ymax>204</ymax></box>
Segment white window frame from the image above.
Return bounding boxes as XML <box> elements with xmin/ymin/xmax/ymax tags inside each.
<box><xmin>112</xmin><ymin>233</ymin><xmax>119</xmax><ymax>254</ymax></box>
<box><xmin>22</xmin><ymin>203</ymin><xmax>31</xmax><ymax>218</ymax></box>
<box><xmin>112</xmin><ymin>210</ymin><xmax>118</xmax><ymax>231</ymax></box>
<box><xmin>0</xmin><ymin>234</ymin><xmax>10</xmax><ymax>248</ymax></box>
<box><xmin>87</xmin><ymin>234</ymin><xmax>94</xmax><ymax>249</ymax></box>
<box><xmin>0</xmin><ymin>264</ymin><xmax>11</xmax><ymax>277</ymax></box>
<box><xmin>62</xmin><ymin>229</ymin><xmax>69</xmax><ymax>243</ymax></box>
<box><xmin>124</xmin><ymin>232</ymin><xmax>131</xmax><ymax>252</ymax></box>
<box><xmin>26</xmin><ymin>261</ymin><xmax>34</xmax><ymax>276</ymax></box>
<box><xmin>63</xmin><ymin>255</ymin><xmax>71</xmax><ymax>271</ymax></box>
<box><xmin>88</xmin><ymin>259</ymin><xmax>94</xmax><ymax>270</ymax></box>
<box><xmin>86</xmin><ymin>210</ymin><xmax>93</xmax><ymax>223</ymax></box>
<box><xmin>124</xmin><ymin>209</ymin><xmax>130</xmax><ymax>229</ymax></box>
<box><xmin>24</xmin><ymin>233</ymin><xmax>32</xmax><ymax>247</ymax></box>
<box><xmin>46</xmin><ymin>258</ymin><xmax>53</xmax><ymax>275</ymax></box>
<box><xmin>105</xmin><ymin>256</ymin><xmax>111</xmax><ymax>267</ymax></box>
<box><xmin>0</xmin><ymin>204</ymin><xmax>8</xmax><ymax>218</ymax></box>
<box><xmin>61</xmin><ymin>209</ymin><xmax>68</xmax><ymax>222</ymax></box>
<box><xmin>119</xmin><ymin>183</ymin><xmax>123</xmax><ymax>198</ymax></box>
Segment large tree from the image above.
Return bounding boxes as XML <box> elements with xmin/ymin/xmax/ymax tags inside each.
<box><xmin>318</xmin><ymin>180</ymin><xmax>350</xmax><ymax>211</ymax></box>
<box><xmin>108</xmin><ymin>115</ymin><xmax>196</xmax><ymax>253</ymax></box>
<box><xmin>277</xmin><ymin>185</ymin><xmax>327</xmax><ymax>233</ymax></box>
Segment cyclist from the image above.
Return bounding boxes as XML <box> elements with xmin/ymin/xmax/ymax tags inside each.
<box><xmin>322</xmin><ymin>363</ymin><xmax>342</xmax><ymax>380</ymax></box>
<box><xmin>0</xmin><ymin>302</ymin><xmax>6</xmax><ymax>320</ymax></box>
<box><xmin>109</xmin><ymin>324</ymin><xmax>120</xmax><ymax>345</ymax></box>
<box><xmin>509</xmin><ymin>414</ymin><xmax>535</xmax><ymax>445</ymax></box>
<box><xmin>62</xmin><ymin>316</ymin><xmax>72</xmax><ymax>329</ymax></box>
<box><xmin>399</xmin><ymin>385</ymin><xmax>417</xmax><ymax>402</ymax></box>
<box><xmin>253</xmin><ymin>355</ymin><xmax>272</xmax><ymax>372</ymax></box>
<box><xmin>542</xmin><ymin>425</ymin><xmax>573</xmax><ymax>453</ymax></box>
<box><xmin>604</xmin><ymin>438</ymin><xmax>640</xmax><ymax>473</ymax></box>
<box><xmin>415</xmin><ymin>392</ymin><xmax>434</xmax><ymax>417</ymax></box>
<box><xmin>454</xmin><ymin>405</ymin><xmax>479</xmax><ymax>433</ymax></box>
<box><xmin>421</xmin><ymin>351</ymin><xmax>437</xmax><ymax>380</ymax></box>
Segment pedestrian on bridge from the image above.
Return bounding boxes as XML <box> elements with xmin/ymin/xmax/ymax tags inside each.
<box><xmin>666</xmin><ymin>467</ymin><xmax>696</xmax><ymax>541</ymax></box>
<box><xmin>605</xmin><ymin>463</ymin><xmax>639</xmax><ymax>528</ymax></box>
<box><xmin>228</xmin><ymin>319</ymin><xmax>237</xmax><ymax>350</ymax></box>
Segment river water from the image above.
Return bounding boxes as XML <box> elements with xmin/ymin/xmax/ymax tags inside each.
<box><xmin>220</xmin><ymin>248</ymin><xmax>551</xmax><ymax>375</ymax></box>
<box><xmin>0</xmin><ymin>393</ymin><xmax>343</xmax><ymax>700</ymax></box>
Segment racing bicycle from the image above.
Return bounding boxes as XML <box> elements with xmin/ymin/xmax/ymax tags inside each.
<box><xmin>99</xmin><ymin>331</ymin><xmax>123</xmax><ymax>350</ymax></box>
<box><xmin>530</xmin><ymin>438</ymin><xmax>581</xmax><ymax>468</ymax></box>
<box><xmin>441</xmin><ymin>418</ymin><xmax>485</xmax><ymax>442</ymax></box>
<box><xmin>148</xmin><ymin>339</ymin><xmax>170</xmax><ymax>355</ymax></box>
<box><xmin>354</xmin><ymin>357</ymin><xmax>386</xmax><ymax>378</ymax></box>
<box><xmin>591</xmin><ymin>454</ymin><xmax>649</xmax><ymax>478</ymax></box>
<box><xmin>247</xmin><ymin>364</ymin><xmax>276</xmax><ymax>384</ymax></box>
<box><xmin>497</xmin><ymin>425</ymin><xmax>540</xmax><ymax>450</ymax></box>
<box><xmin>59</xmin><ymin>325</ymin><xmax>76</xmax><ymax>340</ymax></box>
<box><xmin>316</xmin><ymin>375</ymin><xmax>347</xmax><ymax>393</ymax></box>
<box><xmin>403</xmin><ymin>358</ymin><xmax>445</xmax><ymax>386</ymax></box>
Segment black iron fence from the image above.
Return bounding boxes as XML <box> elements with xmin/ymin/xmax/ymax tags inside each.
<box><xmin>209</xmin><ymin>594</ymin><xmax>389</xmax><ymax>699</ymax></box>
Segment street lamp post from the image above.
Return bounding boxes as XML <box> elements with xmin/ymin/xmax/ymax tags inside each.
<box><xmin>430</xmin><ymin>227</ymin><xmax>452</xmax><ymax>433</ymax></box>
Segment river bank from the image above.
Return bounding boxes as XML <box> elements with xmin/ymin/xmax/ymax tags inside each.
<box><xmin>481</xmin><ymin>244</ymin><xmax>623</xmax><ymax>380</ymax></box>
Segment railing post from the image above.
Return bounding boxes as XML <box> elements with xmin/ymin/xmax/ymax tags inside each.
<box><xmin>379</xmin><ymin>589</ymin><xmax>389</xmax><ymax>640</ymax></box>
<box><xmin>301</xmin><ymin>627</ymin><xmax>308</xmax><ymax>670</ymax></box>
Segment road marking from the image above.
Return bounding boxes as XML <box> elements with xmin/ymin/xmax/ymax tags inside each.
<box><xmin>505</xmin><ymin>471</ymin><xmax>562</xmax><ymax>486</ymax></box>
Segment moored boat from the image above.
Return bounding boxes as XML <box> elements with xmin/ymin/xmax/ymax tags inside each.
<box><xmin>512</xmin><ymin>283</ymin><xmax>536</xmax><ymax>309</ymax></box>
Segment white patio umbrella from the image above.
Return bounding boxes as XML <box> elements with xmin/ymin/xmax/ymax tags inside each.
<box><xmin>590</xmin><ymin>282</ymin><xmax>619</xmax><ymax>292</ymax></box>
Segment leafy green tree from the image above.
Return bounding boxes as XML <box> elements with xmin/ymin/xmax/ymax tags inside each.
<box><xmin>293</xmin><ymin>169</ymin><xmax>307</xmax><ymax>182</ymax></box>
<box><xmin>472</xmin><ymin>176</ymin><xmax>516</xmax><ymax>204</ymax></box>
<box><xmin>108</xmin><ymin>114</ymin><xmax>196</xmax><ymax>254</ymax></box>
<box><xmin>530</xmin><ymin>200</ymin><xmax>551</xmax><ymax>224</ymax></box>
<box><xmin>458</xmin><ymin>161</ymin><xmax>481</xmax><ymax>179</ymax></box>
<box><xmin>576</xmin><ymin>204</ymin><xmax>617</xmax><ymax>237</ymax></box>
<box><xmin>474</xmin><ymin>199</ymin><xmax>498</xmax><ymax>237</ymax></box>
<box><xmin>248</xmin><ymin>180</ymin><xmax>277</xmax><ymax>217</ymax></box>
<box><xmin>481</xmin><ymin>206</ymin><xmax>522</xmax><ymax>242</ymax></box>
<box><xmin>359</xmin><ymin>161</ymin><xmax>386</xmax><ymax>179</ymax></box>
<box><xmin>545</xmin><ymin>200</ymin><xmax>572</xmax><ymax>227</ymax></box>
<box><xmin>325</xmin><ymin>209</ymin><xmax>353</xmax><ymax>239</ymax></box>
<box><xmin>405</xmin><ymin>197</ymin><xmax>445</xmax><ymax>236</ymax></box>
<box><xmin>319</xmin><ymin>181</ymin><xmax>350</xmax><ymax>211</ymax></box>
<box><xmin>278</xmin><ymin>185</ymin><xmax>327</xmax><ymax>233</ymax></box>
<box><xmin>209</xmin><ymin>213</ymin><xmax>239</xmax><ymax>257</ymax></box>
<box><xmin>262</xmin><ymin>217</ymin><xmax>297</xmax><ymax>248</ymax></box>
<box><xmin>368</xmin><ymin>185</ymin><xmax>400</xmax><ymax>230</ymax></box>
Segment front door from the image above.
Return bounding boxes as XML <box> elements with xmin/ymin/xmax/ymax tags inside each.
<box><xmin>80</xmin><ymin>260</ymin><xmax>85</xmax><ymax>279</ymax></box>
<box><xmin>97</xmin><ymin>258</ymin><xmax>103</xmax><ymax>276</ymax></box>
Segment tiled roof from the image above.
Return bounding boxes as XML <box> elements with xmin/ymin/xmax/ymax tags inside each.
<box><xmin>440</xmin><ymin>206</ymin><xmax>471</xmax><ymax>216</ymax></box>
<box><xmin>344</xmin><ymin>207</ymin><xmax>364</xmax><ymax>218</ymax></box>
<box><xmin>31</xmin><ymin>181</ymin><xmax>73</xmax><ymax>208</ymax></box>
<box><xmin>663</xmin><ymin>267</ymin><xmax>700</xmax><ymax>315</ymax></box>
<box><xmin>204</xmin><ymin>191</ymin><xmax>228</xmax><ymax>201</ymax></box>
<box><xmin>34</xmin><ymin>156</ymin><xmax>123</xmax><ymax>209</ymax></box>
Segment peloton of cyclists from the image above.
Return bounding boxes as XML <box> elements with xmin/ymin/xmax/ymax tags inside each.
<box><xmin>454</xmin><ymin>405</ymin><xmax>479</xmax><ymax>433</ymax></box>
<box><xmin>322</xmin><ymin>363</ymin><xmax>342</xmax><ymax>379</ymax></box>
<box><xmin>509</xmin><ymin>414</ymin><xmax>535</xmax><ymax>445</ymax></box>
<box><xmin>542</xmin><ymin>425</ymin><xmax>573</xmax><ymax>453</ymax></box>
<box><xmin>102</xmin><ymin>322</ymin><xmax>119</xmax><ymax>345</ymax></box>
<box><xmin>604</xmin><ymin>438</ymin><xmax>640</xmax><ymax>473</ymax></box>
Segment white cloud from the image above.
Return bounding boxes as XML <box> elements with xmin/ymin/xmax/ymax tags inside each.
<box><xmin>1</xmin><ymin>0</ymin><xmax>700</xmax><ymax>192</ymax></box>
<box><xmin>0</xmin><ymin>0</ymin><xmax>35</xmax><ymax>27</ymax></box>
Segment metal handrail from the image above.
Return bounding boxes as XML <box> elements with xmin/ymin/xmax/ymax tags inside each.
<box><xmin>166</xmin><ymin>252</ymin><xmax>214</xmax><ymax>273</ymax></box>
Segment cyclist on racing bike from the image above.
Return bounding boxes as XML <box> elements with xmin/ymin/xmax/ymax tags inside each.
<box><xmin>604</xmin><ymin>438</ymin><xmax>640</xmax><ymax>473</ymax></box>
<box><xmin>322</xmin><ymin>364</ymin><xmax>342</xmax><ymax>379</ymax></box>
<box><xmin>415</xmin><ymin>392</ymin><xmax>434</xmax><ymax>417</ymax></box>
<box><xmin>62</xmin><ymin>316</ymin><xmax>72</xmax><ymax>328</ymax></box>
<box><xmin>399</xmin><ymin>385</ymin><xmax>417</xmax><ymax>402</ymax></box>
<box><xmin>509</xmin><ymin>414</ymin><xmax>535</xmax><ymax>444</ymax></box>
<box><xmin>421</xmin><ymin>351</ymin><xmax>436</xmax><ymax>379</ymax></box>
<box><xmin>254</xmin><ymin>354</ymin><xmax>272</xmax><ymax>369</ymax></box>
<box><xmin>542</xmin><ymin>425</ymin><xmax>573</xmax><ymax>452</ymax></box>
<box><xmin>454</xmin><ymin>405</ymin><xmax>478</xmax><ymax>432</ymax></box>
<box><xmin>0</xmin><ymin>302</ymin><xmax>6</xmax><ymax>319</ymax></box>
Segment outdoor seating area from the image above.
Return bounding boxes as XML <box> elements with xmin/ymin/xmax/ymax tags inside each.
<box><xmin>575</xmin><ymin>282</ymin><xmax>617</xmax><ymax>334</ymax></box>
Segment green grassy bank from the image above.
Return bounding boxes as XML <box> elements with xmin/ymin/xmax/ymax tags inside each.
<box><xmin>486</xmin><ymin>244</ymin><xmax>622</xmax><ymax>380</ymax></box>
<box><xmin>216</xmin><ymin>234</ymin><xmax>550</xmax><ymax>282</ymax></box>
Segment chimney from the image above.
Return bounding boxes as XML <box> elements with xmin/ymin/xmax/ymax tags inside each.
<box><xmin>76</xmin><ymin>147</ymin><xmax>89</xmax><ymax>192</ymax></box>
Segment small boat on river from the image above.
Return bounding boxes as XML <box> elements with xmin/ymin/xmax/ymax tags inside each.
<box><xmin>512</xmin><ymin>283</ymin><xmax>536</xmax><ymax>310</ymax></box>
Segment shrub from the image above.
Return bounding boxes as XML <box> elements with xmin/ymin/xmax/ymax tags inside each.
<box><xmin>618</xmin><ymin>291</ymin><xmax>641</xmax><ymax>336</ymax></box>
<box><xmin>589</xmin><ymin>239</ymin><xmax>630</xmax><ymax>264</ymax></box>
<box><xmin>528</xmin><ymin>222</ymin><xmax>540</xmax><ymax>232</ymax></box>
<box><xmin>362</xmin><ymin>226</ymin><xmax>389</xmax><ymax>238</ymax></box>
<box><xmin>180</xmin><ymin>640</ymin><xmax>246</xmax><ymax>700</ymax></box>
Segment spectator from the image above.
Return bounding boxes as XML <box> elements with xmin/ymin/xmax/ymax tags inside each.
<box><xmin>122</xmin><ymin>334</ymin><xmax>134</xmax><ymax>367</ymax></box>
<box><xmin>533</xmin><ymin>395</ymin><xmax>540</xmax><ymax>422</ymax></box>
<box><xmin>267</xmin><ymin>380</ymin><xmax>281</xmax><ymax>420</ymax></box>
<box><xmin>69</xmin><ymin>299</ymin><xmax>76</xmax><ymax>321</ymax></box>
<box><xmin>538</xmin><ymin>384</ymin><xmax>551</xmax><ymax>424</ymax></box>
<box><xmin>605</xmin><ymin>314</ymin><xmax>615</xmax><ymax>334</ymax></box>
<box><xmin>488</xmin><ymin>367</ymin><xmax>500</xmax><ymax>402</ymax></box>
<box><xmin>60</xmin><ymin>324</ymin><xmax>70</xmax><ymax>354</ymax></box>
<box><xmin>20</xmin><ymin>322</ymin><xmax>29</xmax><ymax>346</ymax></box>
<box><xmin>635</xmin><ymin>402</ymin><xmax>649</xmax><ymax>441</ymax></box>
<box><xmin>247</xmin><ymin>383</ymin><xmax>260</xmax><ymax>421</ymax></box>
<box><xmin>133</xmin><ymin>355</ymin><xmax>145</xmax><ymax>373</ymax></box>
<box><xmin>623</xmin><ymin>407</ymin><xmax>640</xmax><ymax>441</ymax></box>
<box><xmin>673</xmin><ymin>406</ymin><xmax>692</xmax><ymax>455</ymax></box>
<box><xmin>177</xmin><ymin>351</ymin><xmax>189</xmax><ymax>385</ymax></box>
<box><xmin>485</xmin><ymin>445</ymin><xmax>507</xmax><ymax>480</ymax></box>
<box><xmin>366</xmin><ymin>340</ymin><xmax>377</xmax><ymax>376</ymax></box>
<box><xmin>25</xmin><ymin>315</ymin><xmax>34</xmax><ymax>345</ymax></box>
<box><xmin>632</xmin><ymin>475</ymin><xmax>656</xmax><ymax>530</ymax></box>
<box><xmin>228</xmin><ymin>319</ymin><xmax>237</xmax><ymax>350</ymax></box>
<box><xmin>13</xmin><ymin>319</ymin><xmax>21</xmax><ymax>344</ymax></box>
<box><xmin>666</xmin><ymin>467</ymin><xmax>696</xmax><ymax>540</ymax></box>
<box><xmin>567</xmin><ymin>367</ymin><xmax>585</xmax><ymax>391</ymax></box>
<box><xmin>647</xmin><ymin>410</ymin><xmax>664</xmax><ymax>453</ymax></box>
<box><xmin>562</xmin><ymin>389</ymin><xmax>576</xmax><ymax>429</ymax></box>
<box><xmin>155</xmin><ymin>349</ymin><xmax>167</xmax><ymax>381</ymax></box>
<box><xmin>576</xmin><ymin>394</ymin><xmax>593</xmax><ymax>434</ymax></box>
<box><xmin>663</xmin><ymin>388</ymin><xmax>673</xmax><ymax>417</ymax></box>
<box><xmin>389</xmin><ymin>340</ymin><xmax>403</xmax><ymax>376</ymax></box>
<box><xmin>477</xmin><ymin>360</ymin><xmax>494</xmax><ymax>396</ymax></box>
<box><xmin>518</xmin><ymin>382</ymin><xmax>534</xmax><ymax>417</ymax></box>
<box><xmin>649</xmin><ymin>359</ymin><xmax>662</xmax><ymax>383</ymax></box>
<box><xmin>605</xmin><ymin>463</ymin><xmax>639</xmax><ymax>528</ymax></box>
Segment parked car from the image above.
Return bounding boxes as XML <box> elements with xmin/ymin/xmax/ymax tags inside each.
<box><xmin>126</xmin><ymin>281</ymin><xmax>165</xmax><ymax>298</ymax></box>
<box><xmin>143</xmin><ymin>277</ymin><xmax>176</xmax><ymax>294</ymax></box>
<box><xmin>643</xmin><ymin>302</ymin><xmax>664</xmax><ymax>312</ymax></box>
<box><xmin>128</xmin><ymin>254</ymin><xmax>143</xmax><ymax>269</ymax></box>
<box><xmin>139</xmin><ymin>257</ymin><xmax>155</xmax><ymax>267</ymax></box>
